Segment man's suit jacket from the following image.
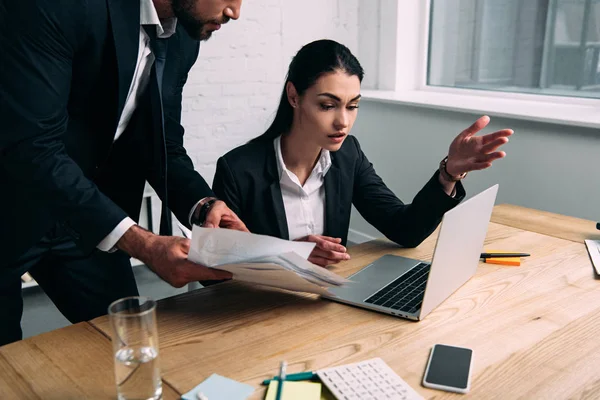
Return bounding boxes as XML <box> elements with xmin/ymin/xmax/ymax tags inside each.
<box><xmin>0</xmin><ymin>0</ymin><xmax>213</xmax><ymax>266</ymax></box>
<box><xmin>212</xmin><ymin>135</ymin><xmax>466</xmax><ymax>247</ymax></box>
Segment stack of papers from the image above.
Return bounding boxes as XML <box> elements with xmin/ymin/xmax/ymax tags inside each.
<box><xmin>187</xmin><ymin>226</ymin><xmax>349</xmax><ymax>295</ymax></box>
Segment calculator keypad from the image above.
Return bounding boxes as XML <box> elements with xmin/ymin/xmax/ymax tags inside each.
<box><xmin>317</xmin><ymin>358</ymin><xmax>423</xmax><ymax>400</ymax></box>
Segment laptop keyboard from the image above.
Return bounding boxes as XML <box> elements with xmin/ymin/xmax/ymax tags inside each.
<box><xmin>364</xmin><ymin>262</ymin><xmax>431</xmax><ymax>314</ymax></box>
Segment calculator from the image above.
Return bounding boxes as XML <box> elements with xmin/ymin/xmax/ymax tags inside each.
<box><xmin>316</xmin><ymin>358</ymin><xmax>423</xmax><ymax>400</ymax></box>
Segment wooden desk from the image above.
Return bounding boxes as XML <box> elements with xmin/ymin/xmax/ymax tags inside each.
<box><xmin>492</xmin><ymin>204</ymin><xmax>600</xmax><ymax>243</ymax></box>
<box><xmin>0</xmin><ymin>323</ymin><xmax>180</xmax><ymax>400</ymax></box>
<box><xmin>3</xmin><ymin>206</ymin><xmax>600</xmax><ymax>399</ymax></box>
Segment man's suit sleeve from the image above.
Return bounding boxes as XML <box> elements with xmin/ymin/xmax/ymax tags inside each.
<box><xmin>0</xmin><ymin>1</ymin><xmax>128</xmax><ymax>254</ymax></box>
<box><xmin>350</xmin><ymin>136</ymin><xmax>465</xmax><ymax>247</ymax></box>
<box><xmin>212</xmin><ymin>156</ymin><xmax>243</xmax><ymax>217</ymax></box>
<box><xmin>161</xmin><ymin>41</ymin><xmax>214</xmax><ymax>228</ymax></box>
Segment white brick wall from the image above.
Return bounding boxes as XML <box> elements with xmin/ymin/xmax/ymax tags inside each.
<box><xmin>180</xmin><ymin>0</ymin><xmax>359</xmax><ymax>184</ymax></box>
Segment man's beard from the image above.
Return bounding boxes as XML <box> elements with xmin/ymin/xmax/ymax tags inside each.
<box><xmin>172</xmin><ymin>0</ymin><xmax>228</xmax><ymax>41</ymax></box>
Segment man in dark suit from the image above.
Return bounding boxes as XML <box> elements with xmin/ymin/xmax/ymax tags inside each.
<box><xmin>0</xmin><ymin>0</ymin><xmax>246</xmax><ymax>346</ymax></box>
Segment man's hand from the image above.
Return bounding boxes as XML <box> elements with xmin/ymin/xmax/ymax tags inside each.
<box><xmin>296</xmin><ymin>235</ymin><xmax>351</xmax><ymax>267</ymax></box>
<box><xmin>117</xmin><ymin>225</ymin><xmax>232</xmax><ymax>288</ymax></box>
<box><xmin>198</xmin><ymin>199</ymin><xmax>249</xmax><ymax>232</ymax></box>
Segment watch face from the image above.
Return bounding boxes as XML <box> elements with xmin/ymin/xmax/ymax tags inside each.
<box><xmin>197</xmin><ymin>199</ymin><xmax>218</xmax><ymax>225</ymax></box>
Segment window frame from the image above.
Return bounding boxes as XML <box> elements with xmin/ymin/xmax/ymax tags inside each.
<box><xmin>361</xmin><ymin>0</ymin><xmax>600</xmax><ymax>129</ymax></box>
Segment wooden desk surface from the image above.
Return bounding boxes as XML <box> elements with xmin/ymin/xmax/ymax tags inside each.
<box><xmin>0</xmin><ymin>322</ymin><xmax>179</xmax><ymax>400</ymax></box>
<box><xmin>5</xmin><ymin>205</ymin><xmax>600</xmax><ymax>399</ymax></box>
<box><xmin>88</xmin><ymin>221</ymin><xmax>600</xmax><ymax>399</ymax></box>
<box><xmin>492</xmin><ymin>203</ymin><xmax>600</xmax><ymax>243</ymax></box>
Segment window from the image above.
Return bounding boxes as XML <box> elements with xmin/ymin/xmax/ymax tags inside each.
<box><xmin>360</xmin><ymin>0</ymin><xmax>600</xmax><ymax>128</ymax></box>
<box><xmin>428</xmin><ymin>0</ymin><xmax>600</xmax><ymax>99</ymax></box>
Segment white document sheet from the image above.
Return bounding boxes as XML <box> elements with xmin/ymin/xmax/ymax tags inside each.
<box><xmin>189</xmin><ymin>226</ymin><xmax>315</xmax><ymax>265</ymax></box>
<box><xmin>187</xmin><ymin>227</ymin><xmax>349</xmax><ymax>294</ymax></box>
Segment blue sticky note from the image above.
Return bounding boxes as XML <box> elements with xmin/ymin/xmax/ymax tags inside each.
<box><xmin>181</xmin><ymin>373</ymin><xmax>254</xmax><ymax>400</ymax></box>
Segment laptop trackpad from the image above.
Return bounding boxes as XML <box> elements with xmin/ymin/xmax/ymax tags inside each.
<box><xmin>327</xmin><ymin>254</ymin><xmax>424</xmax><ymax>299</ymax></box>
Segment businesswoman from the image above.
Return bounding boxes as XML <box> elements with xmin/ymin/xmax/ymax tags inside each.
<box><xmin>213</xmin><ymin>39</ymin><xmax>511</xmax><ymax>267</ymax></box>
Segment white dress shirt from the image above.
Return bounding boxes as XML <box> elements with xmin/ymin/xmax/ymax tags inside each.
<box><xmin>274</xmin><ymin>136</ymin><xmax>332</xmax><ymax>241</ymax></box>
<box><xmin>97</xmin><ymin>0</ymin><xmax>178</xmax><ymax>251</ymax></box>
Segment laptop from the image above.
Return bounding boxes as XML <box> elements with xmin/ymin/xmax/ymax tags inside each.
<box><xmin>322</xmin><ymin>184</ymin><xmax>499</xmax><ymax>321</ymax></box>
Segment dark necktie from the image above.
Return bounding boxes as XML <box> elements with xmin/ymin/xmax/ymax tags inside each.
<box><xmin>144</xmin><ymin>25</ymin><xmax>172</xmax><ymax>235</ymax></box>
<box><xmin>147</xmin><ymin>28</ymin><xmax>168</xmax><ymax>95</ymax></box>
<box><xmin>143</xmin><ymin>25</ymin><xmax>168</xmax><ymax>82</ymax></box>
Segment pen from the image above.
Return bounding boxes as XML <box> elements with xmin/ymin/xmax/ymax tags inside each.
<box><xmin>262</xmin><ymin>371</ymin><xmax>315</xmax><ymax>385</ymax></box>
<box><xmin>480</xmin><ymin>253</ymin><xmax>530</xmax><ymax>258</ymax></box>
<box><xmin>275</xmin><ymin>361</ymin><xmax>287</xmax><ymax>400</ymax></box>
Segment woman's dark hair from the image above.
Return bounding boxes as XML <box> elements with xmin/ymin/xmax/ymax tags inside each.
<box><xmin>252</xmin><ymin>39</ymin><xmax>364</xmax><ymax>142</ymax></box>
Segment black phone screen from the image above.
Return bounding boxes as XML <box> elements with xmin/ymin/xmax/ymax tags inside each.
<box><xmin>425</xmin><ymin>344</ymin><xmax>472</xmax><ymax>389</ymax></box>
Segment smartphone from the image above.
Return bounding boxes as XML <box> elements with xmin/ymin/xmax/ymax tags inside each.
<box><xmin>422</xmin><ymin>344</ymin><xmax>473</xmax><ymax>394</ymax></box>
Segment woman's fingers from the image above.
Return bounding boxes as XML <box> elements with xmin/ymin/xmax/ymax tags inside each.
<box><xmin>467</xmin><ymin>162</ymin><xmax>493</xmax><ymax>171</ymax></box>
<box><xmin>315</xmin><ymin>237</ymin><xmax>347</xmax><ymax>253</ymax></box>
<box><xmin>458</xmin><ymin>152</ymin><xmax>505</xmax><ymax>173</ymax></box>
<box><xmin>480</xmin><ymin>136</ymin><xmax>509</xmax><ymax>154</ymax></box>
<box><xmin>297</xmin><ymin>235</ymin><xmax>350</xmax><ymax>266</ymax></box>
<box><xmin>480</xmin><ymin>129</ymin><xmax>513</xmax><ymax>145</ymax></box>
<box><xmin>312</xmin><ymin>247</ymin><xmax>350</xmax><ymax>262</ymax></box>
<box><xmin>308</xmin><ymin>256</ymin><xmax>333</xmax><ymax>267</ymax></box>
<box><xmin>475</xmin><ymin>151</ymin><xmax>506</xmax><ymax>163</ymax></box>
<box><xmin>313</xmin><ymin>248</ymin><xmax>350</xmax><ymax>261</ymax></box>
<box><xmin>319</xmin><ymin>235</ymin><xmax>342</xmax><ymax>243</ymax></box>
<box><xmin>308</xmin><ymin>255</ymin><xmax>336</xmax><ymax>267</ymax></box>
<box><xmin>458</xmin><ymin>116</ymin><xmax>490</xmax><ymax>140</ymax></box>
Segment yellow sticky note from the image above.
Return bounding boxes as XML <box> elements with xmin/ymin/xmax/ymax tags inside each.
<box><xmin>264</xmin><ymin>381</ymin><xmax>321</xmax><ymax>400</ymax></box>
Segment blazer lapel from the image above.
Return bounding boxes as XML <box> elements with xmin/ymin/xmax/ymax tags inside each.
<box><xmin>269</xmin><ymin>182</ymin><xmax>289</xmax><ymax>240</ymax></box>
<box><xmin>324</xmin><ymin>161</ymin><xmax>342</xmax><ymax>239</ymax></box>
<box><xmin>266</xmin><ymin>145</ymin><xmax>289</xmax><ymax>240</ymax></box>
<box><xmin>107</xmin><ymin>0</ymin><xmax>140</xmax><ymax>124</ymax></box>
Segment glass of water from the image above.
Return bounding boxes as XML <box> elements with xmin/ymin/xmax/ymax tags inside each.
<box><xmin>109</xmin><ymin>296</ymin><xmax>162</xmax><ymax>400</ymax></box>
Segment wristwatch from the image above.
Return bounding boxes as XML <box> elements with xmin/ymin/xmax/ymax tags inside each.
<box><xmin>439</xmin><ymin>156</ymin><xmax>467</xmax><ymax>182</ymax></box>
<box><xmin>191</xmin><ymin>198</ymin><xmax>218</xmax><ymax>226</ymax></box>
